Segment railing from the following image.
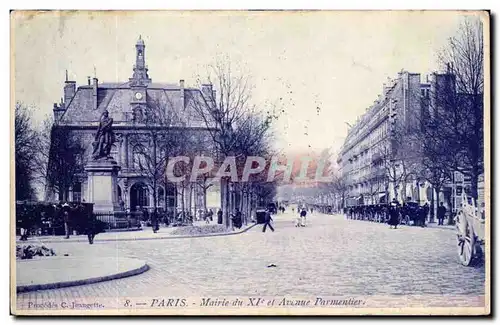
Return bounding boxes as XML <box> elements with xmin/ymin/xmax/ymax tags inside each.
<box><xmin>93</xmin><ymin>211</ymin><xmax>143</xmax><ymax>230</ymax></box>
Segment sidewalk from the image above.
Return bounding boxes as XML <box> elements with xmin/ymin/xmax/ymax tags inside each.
<box><xmin>425</xmin><ymin>222</ymin><xmax>456</xmax><ymax>231</ymax></box>
<box><xmin>16</xmin><ymin>256</ymin><xmax>148</xmax><ymax>293</ymax></box>
<box><xmin>16</xmin><ymin>221</ymin><xmax>258</xmax><ymax>244</ymax></box>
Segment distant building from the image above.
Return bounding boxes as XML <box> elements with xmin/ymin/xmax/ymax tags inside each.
<box><xmin>46</xmin><ymin>36</ymin><xmax>220</xmax><ymax>213</ymax></box>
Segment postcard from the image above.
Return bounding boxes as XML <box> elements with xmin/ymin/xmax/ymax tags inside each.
<box><xmin>11</xmin><ymin>10</ymin><xmax>490</xmax><ymax>316</ymax></box>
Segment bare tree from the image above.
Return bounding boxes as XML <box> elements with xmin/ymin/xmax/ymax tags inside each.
<box><xmin>15</xmin><ymin>102</ymin><xmax>39</xmax><ymax>201</ymax></box>
<box><xmin>128</xmin><ymin>97</ymin><xmax>194</xmax><ymax>217</ymax></box>
<box><xmin>41</xmin><ymin>114</ymin><xmax>87</xmax><ymax>202</ymax></box>
<box><xmin>436</xmin><ymin>17</ymin><xmax>484</xmax><ymax>202</ymax></box>
<box><xmin>190</xmin><ymin>57</ymin><xmax>277</xmax><ymax>227</ymax></box>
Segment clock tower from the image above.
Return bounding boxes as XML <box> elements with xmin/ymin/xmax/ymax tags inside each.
<box><xmin>129</xmin><ymin>35</ymin><xmax>151</xmax><ymax>87</ymax></box>
<box><xmin>130</xmin><ymin>36</ymin><xmax>150</xmax><ymax>122</ymax></box>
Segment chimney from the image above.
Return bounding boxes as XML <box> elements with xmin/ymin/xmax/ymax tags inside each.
<box><xmin>87</xmin><ymin>76</ymin><xmax>91</xmax><ymax>85</ymax></box>
<box><xmin>63</xmin><ymin>70</ymin><xmax>76</xmax><ymax>105</ymax></box>
<box><xmin>92</xmin><ymin>77</ymin><xmax>98</xmax><ymax>110</ymax></box>
<box><xmin>179</xmin><ymin>79</ymin><xmax>185</xmax><ymax>107</ymax></box>
<box><xmin>64</xmin><ymin>81</ymin><xmax>76</xmax><ymax>105</ymax></box>
<box><xmin>180</xmin><ymin>79</ymin><xmax>185</xmax><ymax>94</ymax></box>
<box><xmin>53</xmin><ymin>102</ymin><xmax>64</xmax><ymax>121</ymax></box>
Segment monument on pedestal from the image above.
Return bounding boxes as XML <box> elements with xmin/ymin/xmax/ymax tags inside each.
<box><xmin>85</xmin><ymin>110</ymin><xmax>121</xmax><ymax>213</ymax></box>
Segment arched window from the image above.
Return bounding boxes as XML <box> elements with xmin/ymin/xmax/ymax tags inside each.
<box><xmin>130</xmin><ymin>182</ymin><xmax>149</xmax><ymax>211</ymax></box>
<box><xmin>132</xmin><ymin>145</ymin><xmax>146</xmax><ymax>170</ymax></box>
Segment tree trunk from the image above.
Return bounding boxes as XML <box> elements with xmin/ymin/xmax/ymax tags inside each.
<box><xmin>187</xmin><ymin>183</ymin><xmax>193</xmax><ymax>221</ymax></box>
<box><xmin>152</xmin><ymin>180</ymin><xmax>157</xmax><ymax>213</ymax></box>
<box><xmin>181</xmin><ymin>185</ymin><xmax>185</xmax><ymax>223</ymax></box>
<box><xmin>221</xmin><ymin>177</ymin><xmax>230</xmax><ymax>228</ymax></box>
<box><xmin>470</xmin><ymin>167</ymin><xmax>479</xmax><ymax>204</ymax></box>
<box><xmin>203</xmin><ymin>182</ymin><xmax>208</xmax><ymax>213</ymax></box>
<box><xmin>173</xmin><ymin>184</ymin><xmax>178</xmax><ymax>222</ymax></box>
<box><xmin>429</xmin><ymin>185</ymin><xmax>435</xmax><ymax>223</ymax></box>
<box><xmin>193</xmin><ymin>183</ymin><xmax>198</xmax><ymax>221</ymax></box>
<box><xmin>401</xmin><ymin>180</ymin><xmax>407</xmax><ymax>204</ymax></box>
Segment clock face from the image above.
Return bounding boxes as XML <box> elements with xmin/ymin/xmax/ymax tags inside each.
<box><xmin>135</xmin><ymin>92</ymin><xmax>143</xmax><ymax>100</ymax></box>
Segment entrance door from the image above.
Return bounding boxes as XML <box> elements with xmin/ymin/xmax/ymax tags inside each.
<box><xmin>130</xmin><ymin>182</ymin><xmax>149</xmax><ymax>211</ymax></box>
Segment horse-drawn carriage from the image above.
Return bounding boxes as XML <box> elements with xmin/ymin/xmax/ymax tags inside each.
<box><xmin>455</xmin><ymin>191</ymin><xmax>485</xmax><ymax>266</ymax></box>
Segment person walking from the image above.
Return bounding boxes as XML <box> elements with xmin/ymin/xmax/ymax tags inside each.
<box><xmin>300</xmin><ymin>208</ymin><xmax>307</xmax><ymax>227</ymax></box>
<box><xmin>151</xmin><ymin>208</ymin><xmax>159</xmax><ymax>233</ymax></box>
<box><xmin>62</xmin><ymin>202</ymin><xmax>71</xmax><ymax>239</ymax></box>
<box><xmin>421</xmin><ymin>203</ymin><xmax>430</xmax><ymax>227</ymax></box>
<box><xmin>82</xmin><ymin>203</ymin><xmax>100</xmax><ymax>244</ymax></box>
<box><xmin>437</xmin><ymin>202</ymin><xmax>446</xmax><ymax>226</ymax></box>
<box><xmin>262</xmin><ymin>208</ymin><xmax>275</xmax><ymax>233</ymax></box>
<box><xmin>388</xmin><ymin>199</ymin><xmax>400</xmax><ymax>229</ymax></box>
<box><xmin>217</xmin><ymin>209</ymin><xmax>223</xmax><ymax>224</ymax></box>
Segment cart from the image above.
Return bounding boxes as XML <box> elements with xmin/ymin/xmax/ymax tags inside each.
<box><xmin>455</xmin><ymin>191</ymin><xmax>485</xmax><ymax>266</ymax></box>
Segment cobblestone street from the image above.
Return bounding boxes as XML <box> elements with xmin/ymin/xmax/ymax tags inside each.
<box><xmin>16</xmin><ymin>211</ymin><xmax>486</xmax><ymax>309</ymax></box>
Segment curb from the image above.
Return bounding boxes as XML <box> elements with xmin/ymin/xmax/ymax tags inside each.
<box><xmin>16</xmin><ymin>223</ymin><xmax>258</xmax><ymax>244</ymax></box>
<box><xmin>17</xmin><ymin>261</ymin><xmax>149</xmax><ymax>293</ymax></box>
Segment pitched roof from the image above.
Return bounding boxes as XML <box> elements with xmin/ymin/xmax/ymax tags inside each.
<box><xmin>59</xmin><ymin>82</ymin><xmax>207</xmax><ymax>128</ymax></box>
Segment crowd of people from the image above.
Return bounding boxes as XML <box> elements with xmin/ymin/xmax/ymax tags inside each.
<box><xmin>343</xmin><ymin>199</ymin><xmax>448</xmax><ymax>229</ymax></box>
<box><xmin>17</xmin><ymin>200</ymin><xmax>104</xmax><ymax>244</ymax></box>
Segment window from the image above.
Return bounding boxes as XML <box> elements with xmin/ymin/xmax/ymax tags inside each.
<box><xmin>133</xmin><ymin>145</ymin><xmax>146</xmax><ymax>170</ymax></box>
<box><xmin>72</xmin><ymin>182</ymin><xmax>82</xmax><ymax>202</ymax></box>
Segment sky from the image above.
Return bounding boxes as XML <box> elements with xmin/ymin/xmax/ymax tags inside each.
<box><xmin>12</xmin><ymin>10</ymin><xmax>476</xmax><ymax>156</ymax></box>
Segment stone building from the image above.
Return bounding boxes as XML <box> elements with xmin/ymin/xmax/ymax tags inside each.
<box><xmin>337</xmin><ymin>70</ymin><xmax>425</xmax><ymax>207</ymax></box>
<box><xmin>47</xmin><ymin>36</ymin><xmax>220</xmax><ymax>213</ymax></box>
<box><xmin>338</xmin><ymin>68</ymin><xmax>484</xmax><ymax>215</ymax></box>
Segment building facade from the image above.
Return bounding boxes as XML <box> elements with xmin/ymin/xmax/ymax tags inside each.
<box><xmin>338</xmin><ymin>68</ymin><xmax>484</xmax><ymax>215</ymax></box>
<box><xmin>47</xmin><ymin>37</ymin><xmax>221</xmax><ymax>213</ymax></box>
<box><xmin>338</xmin><ymin>70</ymin><xmax>425</xmax><ymax>207</ymax></box>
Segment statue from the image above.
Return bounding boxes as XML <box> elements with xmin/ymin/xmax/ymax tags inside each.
<box><xmin>92</xmin><ymin>110</ymin><xmax>115</xmax><ymax>160</ymax></box>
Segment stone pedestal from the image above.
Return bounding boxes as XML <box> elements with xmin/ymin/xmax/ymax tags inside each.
<box><xmin>85</xmin><ymin>158</ymin><xmax>121</xmax><ymax>213</ymax></box>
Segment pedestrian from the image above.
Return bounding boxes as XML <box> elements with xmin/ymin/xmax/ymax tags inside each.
<box><xmin>18</xmin><ymin>205</ymin><xmax>30</xmax><ymax>241</ymax></box>
<box><xmin>217</xmin><ymin>209</ymin><xmax>223</xmax><ymax>224</ymax></box>
<box><xmin>151</xmin><ymin>208</ymin><xmax>159</xmax><ymax>233</ymax></box>
<box><xmin>262</xmin><ymin>208</ymin><xmax>275</xmax><ymax>233</ymax></box>
<box><xmin>142</xmin><ymin>207</ymin><xmax>149</xmax><ymax>226</ymax></box>
<box><xmin>300</xmin><ymin>208</ymin><xmax>307</xmax><ymax>227</ymax></box>
<box><xmin>81</xmin><ymin>202</ymin><xmax>98</xmax><ymax>244</ymax></box>
<box><xmin>421</xmin><ymin>203</ymin><xmax>429</xmax><ymax>227</ymax></box>
<box><xmin>232</xmin><ymin>208</ymin><xmax>242</xmax><ymax>229</ymax></box>
<box><xmin>388</xmin><ymin>199</ymin><xmax>400</xmax><ymax>229</ymax></box>
<box><xmin>62</xmin><ymin>202</ymin><xmax>71</xmax><ymax>239</ymax></box>
<box><xmin>437</xmin><ymin>202</ymin><xmax>446</xmax><ymax>225</ymax></box>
